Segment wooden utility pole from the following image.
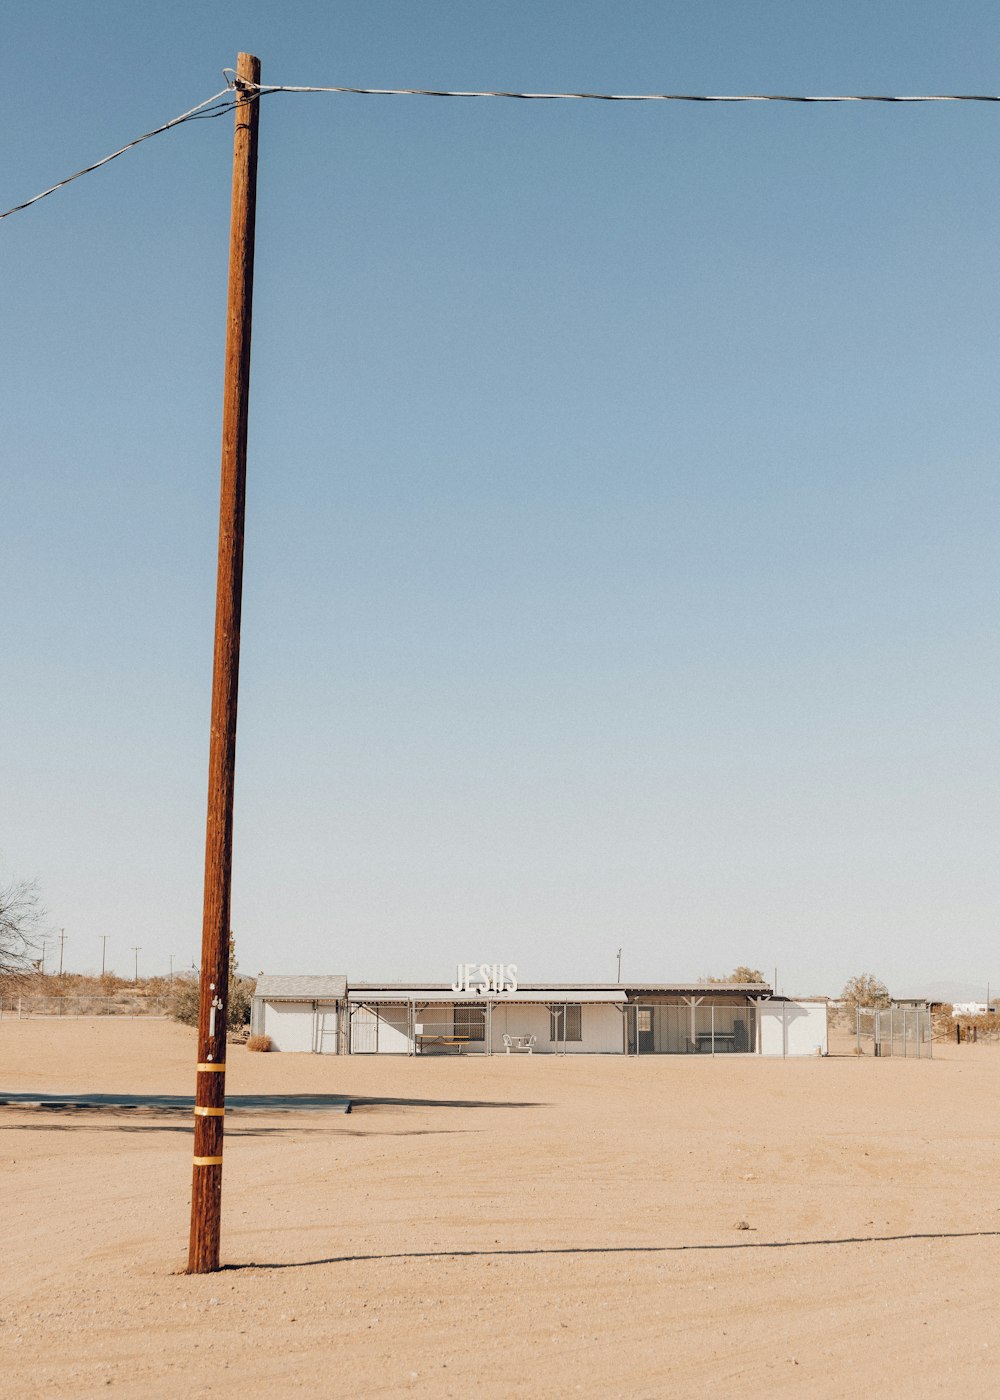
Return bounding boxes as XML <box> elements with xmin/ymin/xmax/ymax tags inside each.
<box><xmin>188</xmin><ymin>51</ymin><xmax>261</xmax><ymax>1275</ymax></box>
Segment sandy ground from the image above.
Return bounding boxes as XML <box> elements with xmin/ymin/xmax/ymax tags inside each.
<box><xmin>2</xmin><ymin>1019</ymin><xmax>999</xmax><ymax>1399</ymax></box>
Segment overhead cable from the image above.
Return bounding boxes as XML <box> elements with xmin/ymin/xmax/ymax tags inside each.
<box><xmin>4</xmin><ymin>75</ymin><xmax>1000</xmax><ymax>223</ymax></box>
<box><xmin>0</xmin><ymin>86</ymin><xmax>239</xmax><ymax>222</ymax></box>
<box><xmin>247</xmin><ymin>80</ymin><xmax>1000</xmax><ymax>103</ymax></box>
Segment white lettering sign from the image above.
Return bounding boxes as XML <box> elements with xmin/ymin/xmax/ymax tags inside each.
<box><xmin>451</xmin><ymin>963</ymin><xmax>518</xmax><ymax>995</ymax></box>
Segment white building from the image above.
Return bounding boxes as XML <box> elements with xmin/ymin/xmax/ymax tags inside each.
<box><xmin>251</xmin><ymin>975</ymin><xmax>346</xmax><ymax>1053</ymax></box>
<box><xmin>250</xmin><ymin>976</ymin><xmax>829</xmax><ymax>1057</ymax></box>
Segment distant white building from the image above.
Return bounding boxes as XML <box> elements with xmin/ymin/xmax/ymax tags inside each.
<box><xmin>250</xmin><ymin>974</ymin><xmax>829</xmax><ymax>1057</ymax></box>
<box><xmin>951</xmin><ymin>1002</ymin><xmax>989</xmax><ymax>1017</ymax></box>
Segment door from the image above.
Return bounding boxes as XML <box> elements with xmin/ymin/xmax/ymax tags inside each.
<box><xmin>637</xmin><ymin>1005</ymin><xmax>654</xmax><ymax>1053</ymax></box>
<box><xmin>350</xmin><ymin>1004</ymin><xmax>378</xmax><ymax>1053</ymax></box>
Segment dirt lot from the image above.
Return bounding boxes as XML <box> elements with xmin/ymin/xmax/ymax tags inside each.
<box><xmin>2</xmin><ymin>1019</ymin><xmax>999</xmax><ymax>1398</ymax></box>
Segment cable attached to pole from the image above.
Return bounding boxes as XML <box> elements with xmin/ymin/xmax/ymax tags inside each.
<box><xmin>243</xmin><ymin>79</ymin><xmax>1000</xmax><ymax>104</ymax></box>
<box><xmin>4</xmin><ymin>74</ymin><xmax>999</xmax><ymax>223</ymax></box>
<box><xmin>0</xmin><ymin>86</ymin><xmax>241</xmax><ymax>222</ymax></box>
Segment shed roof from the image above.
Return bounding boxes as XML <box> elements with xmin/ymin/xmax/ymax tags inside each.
<box><xmin>254</xmin><ymin>975</ymin><xmax>347</xmax><ymax>1001</ymax></box>
<box><xmin>624</xmin><ymin>982</ymin><xmax>772</xmax><ymax>996</ymax></box>
<box><xmin>347</xmin><ymin>986</ymin><xmax>625</xmax><ymax>1004</ymax></box>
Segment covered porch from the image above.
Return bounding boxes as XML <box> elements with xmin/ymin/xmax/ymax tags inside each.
<box><xmin>624</xmin><ymin>985</ymin><xmax>769</xmax><ymax>1053</ymax></box>
<box><xmin>346</xmin><ymin>986</ymin><xmax>627</xmax><ymax>1055</ymax></box>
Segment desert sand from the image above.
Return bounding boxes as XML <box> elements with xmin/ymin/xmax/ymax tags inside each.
<box><xmin>2</xmin><ymin>1017</ymin><xmax>999</xmax><ymax>1398</ymax></box>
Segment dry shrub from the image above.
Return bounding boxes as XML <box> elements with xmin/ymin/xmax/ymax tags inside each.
<box><xmin>247</xmin><ymin>1034</ymin><xmax>271</xmax><ymax>1052</ymax></box>
<box><xmin>947</xmin><ymin>1013</ymin><xmax>1000</xmax><ymax>1044</ymax></box>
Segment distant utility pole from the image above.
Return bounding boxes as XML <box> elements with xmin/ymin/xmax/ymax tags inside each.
<box><xmin>131</xmin><ymin>946</ymin><xmax>141</xmax><ymax>982</ymax></box>
<box><xmin>58</xmin><ymin>928</ymin><xmax>67</xmax><ymax>976</ymax></box>
<box><xmin>169</xmin><ymin>954</ymin><xmax>175</xmax><ymax>982</ymax></box>
<box><xmin>616</xmin><ymin>947</ymin><xmax>622</xmax><ymax>981</ymax></box>
<box><xmin>188</xmin><ymin>52</ymin><xmax>261</xmax><ymax>1277</ymax></box>
<box><xmin>39</xmin><ymin>938</ymin><xmax>50</xmax><ymax>974</ymax></box>
<box><xmin>98</xmin><ymin>935</ymin><xmax>109</xmax><ymax>976</ymax></box>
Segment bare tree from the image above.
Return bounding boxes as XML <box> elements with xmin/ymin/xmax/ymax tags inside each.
<box><xmin>0</xmin><ymin>876</ymin><xmax>45</xmax><ymax>981</ymax></box>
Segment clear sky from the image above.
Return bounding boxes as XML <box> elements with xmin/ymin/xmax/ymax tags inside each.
<box><xmin>3</xmin><ymin>0</ymin><xmax>999</xmax><ymax>995</ymax></box>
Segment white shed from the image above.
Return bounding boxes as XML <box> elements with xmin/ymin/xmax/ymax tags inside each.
<box><xmin>251</xmin><ymin>975</ymin><xmax>347</xmax><ymax>1053</ymax></box>
<box><xmin>757</xmin><ymin>998</ymin><xmax>828</xmax><ymax>1056</ymax></box>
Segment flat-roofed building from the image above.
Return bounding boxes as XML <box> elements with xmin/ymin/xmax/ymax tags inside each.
<box><xmin>249</xmin><ymin>974</ymin><xmax>833</xmax><ymax>1055</ymax></box>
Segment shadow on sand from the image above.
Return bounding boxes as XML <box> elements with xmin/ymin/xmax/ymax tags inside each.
<box><xmin>0</xmin><ymin>1092</ymin><xmax>541</xmax><ymax>1113</ymax></box>
<box><xmin>223</xmin><ymin>1229</ymin><xmax>1000</xmax><ymax>1271</ymax></box>
<box><xmin>0</xmin><ymin>1121</ymin><xmax>474</xmax><ymax>1137</ymax></box>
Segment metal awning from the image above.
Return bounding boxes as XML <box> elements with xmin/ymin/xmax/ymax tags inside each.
<box><xmin>347</xmin><ymin>988</ymin><xmax>626</xmax><ymax>1005</ymax></box>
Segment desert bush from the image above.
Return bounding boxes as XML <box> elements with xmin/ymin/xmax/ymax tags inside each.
<box><xmin>840</xmin><ymin>973</ymin><xmax>890</xmax><ymax>1014</ymax></box>
<box><xmin>168</xmin><ymin>934</ymin><xmax>254</xmax><ymax>1031</ymax></box>
<box><xmin>228</xmin><ymin>976</ymin><xmax>253</xmax><ymax>1029</ymax></box>
<box><xmin>705</xmin><ymin>965</ymin><xmax>767</xmax><ymax>984</ymax></box>
<box><xmin>247</xmin><ymin>1034</ymin><xmax>271</xmax><ymax>1052</ymax></box>
<box><xmin>946</xmin><ymin>1012</ymin><xmax>1000</xmax><ymax>1044</ymax></box>
<box><xmin>170</xmin><ymin>975</ymin><xmax>201</xmax><ymax>1026</ymax></box>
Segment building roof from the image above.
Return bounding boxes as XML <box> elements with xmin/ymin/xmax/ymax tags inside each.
<box><xmin>347</xmin><ymin>986</ymin><xmax>626</xmax><ymax>1004</ymax></box>
<box><xmin>348</xmin><ymin>982</ymin><xmax>624</xmax><ymax>992</ymax></box>
<box><xmin>253</xmin><ymin>977</ymin><xmax>773</xmax><ymax>1003</ymax></box>
<box><xmin>624</xmin><ymin>982</ymin><xmax>772</xmax><ymax>996</ymax></box>
<box><xmin>254</xmin><ymin>975</ymin><xmax>347</xmax><ymax>1001</ymax></box>
<box><xmin>347</xmin><ymin>980</ymin><xmax>772</xmax><ymax>1002</ymax></box>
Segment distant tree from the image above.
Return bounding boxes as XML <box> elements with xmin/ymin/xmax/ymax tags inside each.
<box><xmin>706</xmin><ymin>965</ymin><xmax>767</xmax><ymax>984</ymax></box>
<box><xmin>730</xmin><ymin>965</ymin><xmax>766</xmax><ymax>984</ymax></box>
<box><xmin>0</xmin><ymin>876</ymin><xmax>45</xmax><ymax>981</ymax></box>
<box><xmin>840</xmin><ymin>972</ymin><xmax>890</xmax><ymax>1012</ymax></box>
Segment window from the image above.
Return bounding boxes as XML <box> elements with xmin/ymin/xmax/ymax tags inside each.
<box><xmin>549</xmin><ymin>1004</ymin><xmax>582</xmax><ymax>1042</ymax></box>
<box><xmin>454</xmin><ymin>1004</ymin><xmax>486</xmax><ymax>1041</ymax></box>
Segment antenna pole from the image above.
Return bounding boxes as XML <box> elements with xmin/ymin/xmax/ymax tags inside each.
<box><xmin>187</xmin><ymin>51</ymin><xmax>261</xmax><ymax>1275</ymax></box>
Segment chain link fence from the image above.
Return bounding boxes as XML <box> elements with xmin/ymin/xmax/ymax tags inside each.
<box><xmin>856</xmin><ymin>1005</ymin><xmax>932</xmax><ymax>1058</ymax></box>
<box><xmin>0</xmin><ymin>995</ymin><xmax>170</xmax><ymax>1019</ymax></box>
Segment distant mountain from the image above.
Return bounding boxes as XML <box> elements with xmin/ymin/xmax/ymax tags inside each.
<box><xmin>895</xmin><ymin>980</ymin><xmax>995</xmax><ymax>1005</ymax></box>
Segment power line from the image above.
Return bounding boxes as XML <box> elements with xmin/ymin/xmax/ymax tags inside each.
<box><xmin>247</xmin><ymin>79</ymin><xmax>1000</xmax><ymax>103</ymax></box>
<box><xmin>4</xmin><ymin>74</ymin><xmax>1000</xmax><ymax>224</ymax></box>
<box><xmin>0</xmin><ymin>86</ymin><xmax>239</xmax><ymax>222</ymax></box>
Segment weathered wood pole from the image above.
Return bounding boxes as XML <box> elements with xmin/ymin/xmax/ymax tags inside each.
<box><xmin>188</xmin><ymin>50</ymin><xmax>261</xmax><ymax>1275</ymax></box>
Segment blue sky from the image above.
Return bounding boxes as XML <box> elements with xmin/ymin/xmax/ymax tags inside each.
<box><xmin>3</xmin><ymin>1</ymin><xmax>999</xmax><ymax>994</ymax></box>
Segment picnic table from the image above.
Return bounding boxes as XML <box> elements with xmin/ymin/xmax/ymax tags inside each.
<box><xmin>696</xmin><ymin>1032</ymin><xmax>737</xmax><ymax>1052</ymax></box>
<box><xmin>415</xmin><ymin>1034</ymin><xmax>471</xmax><ymax>1054</ymax></box>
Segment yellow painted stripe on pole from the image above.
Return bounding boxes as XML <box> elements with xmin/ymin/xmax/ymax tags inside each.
<box><xmin>193</xmin><ymin>1156</ymin><xmax>224</xmax><ymax>1166</ymax></box>
<box><xmin>197</xmin><ymin>1063</ymin><xmax>226</xmax><ymax>1071</ymax></box>
<box><xmin>193</xmin><ymin>1106</ymin><xmax>225</xmax><ymax>1117</ymax></box>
